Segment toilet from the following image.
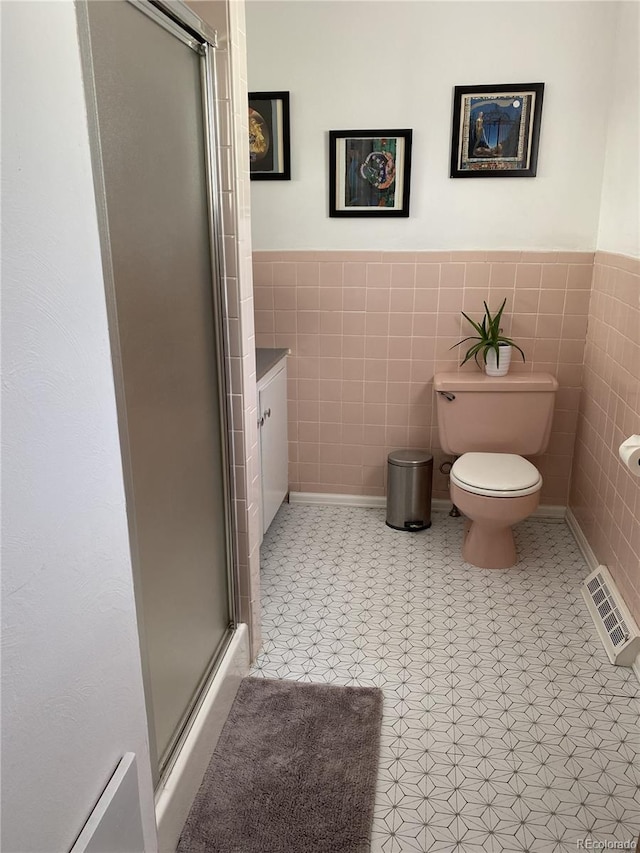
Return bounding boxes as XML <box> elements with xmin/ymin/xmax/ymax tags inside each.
<box><xmin>434</xmin><ymin>372</ymin><xmax>558</xmax><ymax>569</ymax></box>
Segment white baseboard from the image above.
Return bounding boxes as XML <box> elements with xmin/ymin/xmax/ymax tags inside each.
<box><xmin>288</xmin><ymin>492</ymin><xmax>566</xmax><ymax>519</ymax></box>
<box><xmin>155</xmin><ymin>624</ymin><xmax>250</xmax><ymax>853</ymax></box>
<box><xmin>289</xmin><ymin>491</ymin><xmax>386</xmax><ymax>509</ymax></box>
<box><xmin>565</xmin><ymin>507</ymin><xmax>599</xmax><ymax>572</ymax></box>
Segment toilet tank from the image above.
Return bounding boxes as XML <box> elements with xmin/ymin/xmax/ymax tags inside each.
<box><xmin>434</xmin><ymin>373</ymin><xmax>559</xmax><ymax>456</ymax></box>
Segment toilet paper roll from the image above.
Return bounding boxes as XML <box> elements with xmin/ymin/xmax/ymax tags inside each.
<box><xmin>619</xmin><ymin>435</ymin><xmax>640</xmax><ymax>477</ymax></box>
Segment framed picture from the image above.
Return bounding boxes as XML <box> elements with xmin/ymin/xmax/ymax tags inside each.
<box><xmin>329</xmin><ymin>129</ymin><xmax>412</xmax><ymax>217</ymax></box>
<box><xmin>450</xmin><ymin>83</ymin><xmax>544</xmax><ymax>178</ymax></box>
<box><xmin>248</xmin><ymin>91</ymin><xmax>290</xmax><ymax>180</ymax></box>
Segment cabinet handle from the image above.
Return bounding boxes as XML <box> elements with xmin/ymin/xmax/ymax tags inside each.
<box><xmin>265</xmin><ymin>408</ymin><xmax>271</xmax><ymax>419</ymax></box>
<box><xmin>258</xmin><ymin>416</ymin><xmax>264</xmax><ymax>428</ymax></box>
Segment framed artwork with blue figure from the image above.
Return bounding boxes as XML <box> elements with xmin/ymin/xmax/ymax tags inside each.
<box><xmin>329</xmin><ymin>129</ymin><xmax>412</xmax><ymax>217</ymax></box>
<box><xmin>450</xmin><ymin>83</ymin><xmax>544</xmax><ymax>178</ymax></box>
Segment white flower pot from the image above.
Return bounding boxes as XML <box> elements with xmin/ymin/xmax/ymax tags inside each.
<box><xmin>484</xmin><ymin>344</ymin><xmax>512</xmax><ymax>377</ymax></box>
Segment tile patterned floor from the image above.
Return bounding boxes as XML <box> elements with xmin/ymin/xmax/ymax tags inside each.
<box><xmin>250</xmin><ymin>504</ymin><xmax>640</xmax><ymax>853</ymax></box>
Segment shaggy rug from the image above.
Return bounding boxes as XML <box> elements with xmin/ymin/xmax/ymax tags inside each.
<box><xmin>177</xmin><ymin>677</ymin><xmax>383</xmax><ymax>853</ymax></box>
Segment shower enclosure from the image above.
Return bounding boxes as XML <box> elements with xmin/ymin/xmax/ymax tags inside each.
<box><xmin>80</xmin><ymin>0</ymin><xmax>236</xmax><ymax>784</ymax></box>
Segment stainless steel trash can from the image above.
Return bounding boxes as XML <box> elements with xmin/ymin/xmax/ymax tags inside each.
<box><xmin>386</xmin><ymin>449</ymin><xmax>433</xmax><ymax>531</ymax></box>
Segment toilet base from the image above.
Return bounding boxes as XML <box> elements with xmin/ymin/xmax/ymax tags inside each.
<box><xmin>462</xmin><ymin>520</ymin><xmax>517</xmax><ymax>569</ymax></box>
<box><xmin>452</xmin><ymin>482</ymin><xmax>540</xmax><ymax>570</ymax></box>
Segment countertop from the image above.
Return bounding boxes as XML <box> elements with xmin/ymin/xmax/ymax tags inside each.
<box><xmin>256</xmin><ymin>347</ymin><xmax>289</xmax><ymax>382</ymax></box>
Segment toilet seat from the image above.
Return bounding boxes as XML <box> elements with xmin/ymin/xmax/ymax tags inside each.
<box><xmin>451</xmin><ymin>452</ymin><xmax>542</xmax><ymax>498</ymax></box>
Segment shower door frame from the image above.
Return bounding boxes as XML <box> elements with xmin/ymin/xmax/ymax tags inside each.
<box><xmin>77</xmin><ymin>0</ymin><xmax>239</xmax><ymax>787</ymax></box>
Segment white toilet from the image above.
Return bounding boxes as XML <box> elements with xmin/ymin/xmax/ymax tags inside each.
<box><xmin>434</xmin><ymin>372</ymin><xmax>558</xmax><ymax>569</ymax></box>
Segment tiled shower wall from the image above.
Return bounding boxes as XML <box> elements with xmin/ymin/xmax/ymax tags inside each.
<box><xmin>253</xmin><ymin>250</ymin><xmax>593</xmax><ymax>506</ymax></box>
<box><xmin>570</xmin><ymin>252</ymin><xmax>640</xmax><ymax>623</ymax></box>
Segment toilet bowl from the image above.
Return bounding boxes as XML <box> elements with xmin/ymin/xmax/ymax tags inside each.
<box><xmin>450</xmin><ymin>452</ymin><xmax>542</xmax><ymax>569</ymax></box>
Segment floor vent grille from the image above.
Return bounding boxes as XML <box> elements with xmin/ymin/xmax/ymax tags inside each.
<box><xmin>582</xmin><ymin>566</ymin><xmax>640</xmax><ymax>666</ymax></box>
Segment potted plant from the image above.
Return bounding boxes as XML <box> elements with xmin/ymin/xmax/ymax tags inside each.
<box><xmin>451</xmin><ymin>298</ymin><xmax>525</xmax><ymax>377</ymax></box>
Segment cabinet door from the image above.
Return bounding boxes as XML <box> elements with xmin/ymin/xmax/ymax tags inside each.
<box><xmin>259</xmin><ymin>365</ymin><xmax>289</xmax><ymax>532</ymax></box>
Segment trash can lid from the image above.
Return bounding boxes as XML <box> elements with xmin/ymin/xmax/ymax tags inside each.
<box><xmin>388</xmin><ymin>449</ymin><xmax>433</xmax><ymax>467</ymax></box>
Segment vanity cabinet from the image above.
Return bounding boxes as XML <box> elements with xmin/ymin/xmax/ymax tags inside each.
<box><xmin>257</xmin><ymin>354</ymin><xmax>289</xmax><ymax>536</ymax></box>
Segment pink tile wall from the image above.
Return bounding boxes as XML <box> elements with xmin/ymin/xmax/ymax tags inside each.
<box><xmin>253</xmin><ymin>250</ymin><xmax>593</xmax><ymax>506</ymax></box>
<box><xmin>570</xmin><ymin>252</ymin><xmax>640</xmax><ymax>624</ymax></box>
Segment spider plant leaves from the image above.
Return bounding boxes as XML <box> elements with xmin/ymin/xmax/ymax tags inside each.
<box><xmin>484</xmin><ymin>298</ymin><xmax>507</xmax><ymax>336</ymax></box>
<box><xmin>456</xmin><ymin>340</ymin><xmax>486</xmax><ymax>366</ymax></box>
<box><xmin>460</xmin><ymin>311</ymin><xmax>484</xmax><ymax>337</ymax></box>
<box><xmin>451</xmin><ymin>298</ymin><xmax>526</xmax><ymax>368</ymax></box>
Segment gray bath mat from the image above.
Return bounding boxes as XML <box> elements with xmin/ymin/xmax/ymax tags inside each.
<box><xmin>177</xmin><ymin>677</ymin><xmax>383</xmax><ymax>853</ymax></box>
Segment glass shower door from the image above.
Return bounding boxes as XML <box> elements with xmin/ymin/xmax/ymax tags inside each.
<box><xmin>85</xmin><ymin>0</ymin><xmax>233</xmax><ymax>779</ymax></box>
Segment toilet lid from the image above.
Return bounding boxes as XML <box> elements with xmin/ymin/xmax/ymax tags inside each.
<box><xmin>451</xmin><ymin>453</ymin><xmax>542</xmax><ymax>497</ymax></box>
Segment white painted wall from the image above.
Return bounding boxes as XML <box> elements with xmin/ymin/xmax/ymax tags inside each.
<box><xmin>597</xmin><ymin>1</ymin><xmax>640</xmax><ymax>258</ymax></box>
<box><xmin>1</xmin><ymin>3</ymin><xmax>157</xmax><ymax>851</ymax></box>
<box><xmin>247</xmin><ymin>0</ymin><xmax>618</xmax><ymax>252</ymax></box>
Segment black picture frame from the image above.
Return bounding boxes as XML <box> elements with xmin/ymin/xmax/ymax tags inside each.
<box><xmin>329</xmin><ymin>129</ymin><xmax>412</xmax><ymax>217</ymax></box>
<box><xmin>248</xmin><ymin>91</ymin><xmax>291</xmax><ymax>180</ymax></box>
<box><xmin>450</xmin><ymin>83</ymin><xmax>544</xmax><ymax>178</ymax></box>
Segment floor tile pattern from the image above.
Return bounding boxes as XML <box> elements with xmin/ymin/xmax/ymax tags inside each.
<box><xmin>251</xmin><ymin>505</ymin><xmax>640</xmax><ymax>852</ymax></box>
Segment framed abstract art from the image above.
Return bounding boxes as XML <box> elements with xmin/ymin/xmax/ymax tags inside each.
<box><xmin>329</xmin><ymin>129</ymin><xmax>412</xmax><ymax>217</ymax></box>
